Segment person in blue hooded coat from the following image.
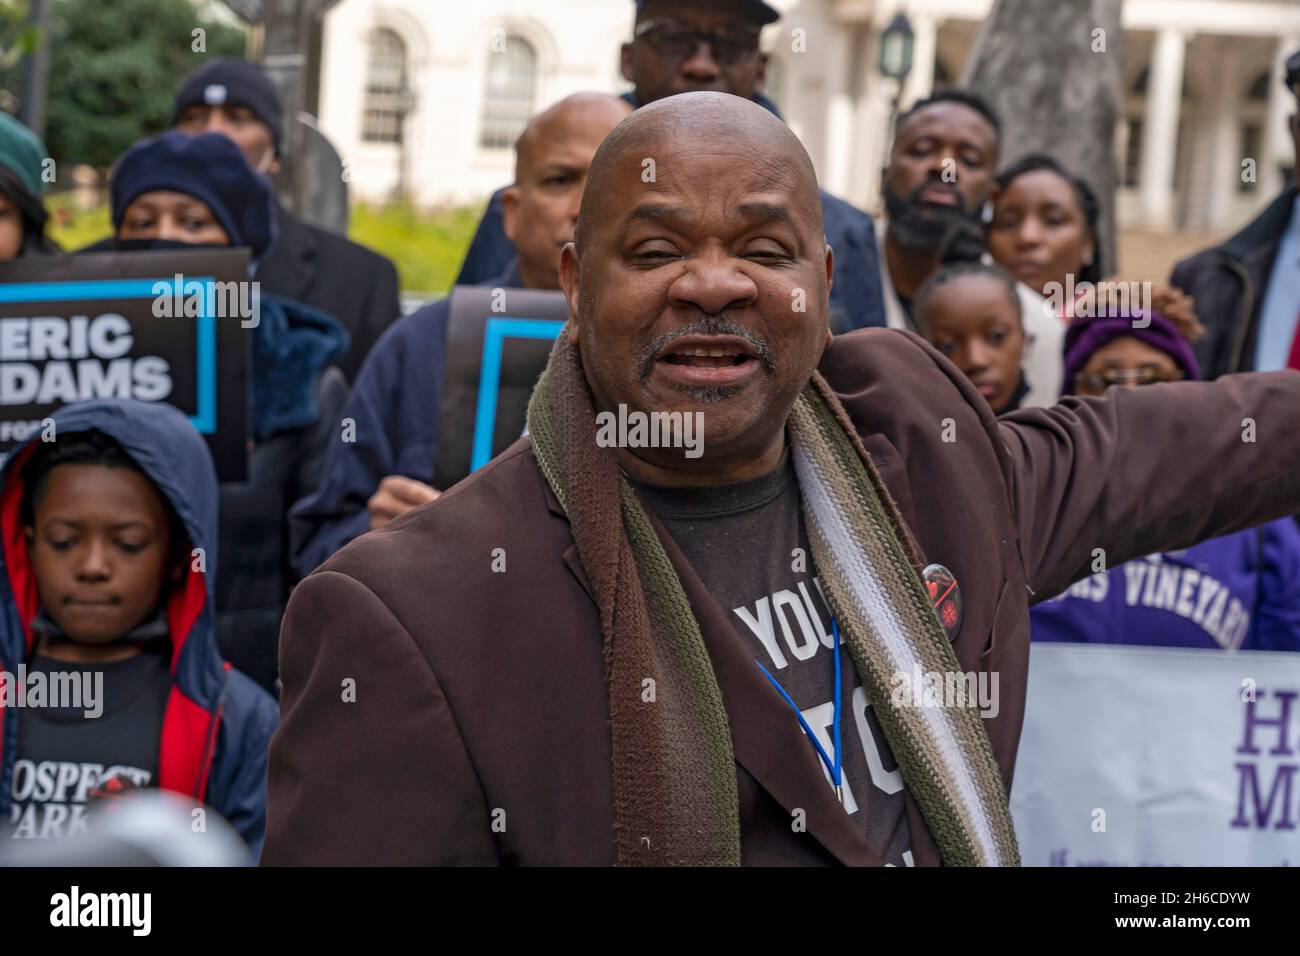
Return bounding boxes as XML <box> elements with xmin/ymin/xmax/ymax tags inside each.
<box><xmin>0</xmin><ymin>399</ymin><xmax>278</xmax><ymax>858</ymax></box>
<box><xmin>1029</xmin><ymin>288</ymin><xmax>1300</xmax><ymax>651</ymax></box>
<box><xmin>102</xmin><ymin>131</ymin><xmax>350</xmax><ymax>693</ymax></box>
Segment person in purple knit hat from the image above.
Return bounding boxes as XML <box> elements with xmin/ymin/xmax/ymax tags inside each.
<box><xmin>1031</xmin><ymin>287</ymin><xmax>1300</xmax><ymax>651</ymax></box>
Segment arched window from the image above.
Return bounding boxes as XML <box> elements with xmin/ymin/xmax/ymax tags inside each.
<box><xmin>480</xmin><ymin>35</ymin><xmax>537</xmax><ymax>150</ymax></box>
<box><xmin>362</xmin><ymin>28</ymin><xmax>408</xmax><ymax>144</ymax></box>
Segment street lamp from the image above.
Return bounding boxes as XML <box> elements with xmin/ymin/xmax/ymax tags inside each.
<box><xmin>878</xmin><ymin>11</ymin><xmax>915</xmax><ymax>149</ymax></box>
<box><xmin>877</xmin><ymin>13</ymin><xmax>915</xmax><ymax>83</ymax></box>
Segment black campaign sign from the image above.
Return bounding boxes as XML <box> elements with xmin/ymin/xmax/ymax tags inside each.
<box><xmin>433</xmin><ymin>285</ymin><xmax>567</xmax><ymax>490</ymax></box>
<box><xmin>0</xmin><ymin>249</ymin><xmax>250</xmax><ymax>482</ymax></box>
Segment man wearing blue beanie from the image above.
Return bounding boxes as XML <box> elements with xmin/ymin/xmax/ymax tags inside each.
<box><xmin>169</xmin><ymin>57</ymin><xmax>400</xmax><ymax>382</ymax></box>
<box><xmin>454</xmin><ymin>0</ymin><xmax>887</xmax><ymax>334</ymax></box>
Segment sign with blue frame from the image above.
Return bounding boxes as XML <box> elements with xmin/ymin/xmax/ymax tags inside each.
<box><xmin>0</xmin><ymin>249</ymin><xmax>250</xmax><ymax>482</ymax></box>
<box><xmin>434</xmin><ymin>285</ymin><xmax>566</xmax><ymax>490</ymax></box>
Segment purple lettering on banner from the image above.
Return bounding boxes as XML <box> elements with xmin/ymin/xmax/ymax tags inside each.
<box><xmin>1231</xmin><ymin>762</ymin><xmax>1298</xmax><ymax>830</ymax></box>
<box><xmin>1237</xmin><ymin>690</ymin><xmax>1297</xmax><ymax>756</ymax></box>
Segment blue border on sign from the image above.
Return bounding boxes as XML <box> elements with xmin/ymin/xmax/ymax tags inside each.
<box><xmin>0</xmin><ymin>277</ymin><xmax>219</xmax><ymax>433</ymax></box>
<box><xmin>470</xmin><ymin>316</ymin><xmax>565</xmax><ymax>472</ymax></box>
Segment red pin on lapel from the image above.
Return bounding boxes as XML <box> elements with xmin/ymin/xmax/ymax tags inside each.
<box><xmin>922</xmin><ymin>563</ymin><xmax>962</xmax><ymax>640</ymax></box>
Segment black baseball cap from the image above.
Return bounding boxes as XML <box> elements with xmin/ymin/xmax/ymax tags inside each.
<box><xmin>634</xmin><ymin>0</ymin><xmax>782</xmax><ymax>26</ymax></box>
<box><xmin>1287</xmin><ymin>48</ymin><xmax>1300</xmax><ymax>98</ymax></box>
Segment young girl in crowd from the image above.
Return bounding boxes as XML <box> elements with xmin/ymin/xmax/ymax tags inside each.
<box><xmin>1030</xmin><ymin>288</ymin><xmax>1300</xmax><ymax>650</ymax></box>
<box><xmin>0</xmin><ymin>112</ymin><xmax>57</xmax><ymax>261</ymax></box>
<box><xmin>103</xmin><ymin>131</ymin><xmax>350</xmax><ymax>692</ymax></box>
<box><xmin>0</xmin><ymin>400</ymin><xmax>277</xmax><ymax>853</ymax></box>
<box><xmin>987</xmin><ymin>154</ymin><xmax>1101</xmax><ymax>319</ymax></box>
<box><xmin>914</xmin><ymin>258</ymin><xmax>1031</xmax><ymax>414</ymax></box>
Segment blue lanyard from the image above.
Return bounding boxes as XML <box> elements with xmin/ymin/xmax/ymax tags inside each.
<box><xmin>755</xmin><ymin>619</ymin><xmax>844</xmax><ymax>805</ymax></box>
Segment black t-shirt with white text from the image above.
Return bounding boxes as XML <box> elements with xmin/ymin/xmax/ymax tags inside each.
<box><xmin>633</xmin><ymin>454</ymin><xmax>913</xmax><ymax>866</ymax></box>
<box><xmin>8</xmin><ymin>648</ymin><xmax>171</xmax><ymax>839</ymax></box>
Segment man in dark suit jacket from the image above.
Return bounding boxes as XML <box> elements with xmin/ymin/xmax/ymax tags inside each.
<box><xmin>171</xmin><ymin>58</ymin><xmax>400</xmax><ymax>381</ymax></box>
<box><xmin>1170</xmin><ymin>49</ymin><xmax>1300</xmax><ymax>379</ymax></box>
<box><xmin>264</xmin><ymin>94</ymin><xmax>1300</xmax><ymax>866</ymax></box>
<box><xmin>455</xmin><ymin>0</ymin><xmax>886</xmax><ymax>333</ymax></box>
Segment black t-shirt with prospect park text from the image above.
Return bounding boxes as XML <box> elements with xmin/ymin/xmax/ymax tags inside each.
<box><xmin>632</xmin><ymin>453</ymin><xmax>913</xmax><ymax>866</ymax></box>
<box><xmin>8</xmin><ymin>648</ymin><xmax>171</xmax><ymax>839</ymax></box>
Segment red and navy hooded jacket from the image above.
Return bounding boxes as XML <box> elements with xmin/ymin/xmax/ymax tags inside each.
<box><xmin>0</xmin><ymin>399</ymin><xmax>279</xmax><ymax>857</ymax></box>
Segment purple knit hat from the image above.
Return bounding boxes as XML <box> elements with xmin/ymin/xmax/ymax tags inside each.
<box><xmin>1062</xmin><ymin>307</ymin><xmax>1200</xmax><ymax>396</ymax></box>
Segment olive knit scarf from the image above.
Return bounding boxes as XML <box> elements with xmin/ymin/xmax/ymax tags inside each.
<box><xmin>526</xmin><ymin>331</ymin><xmax>1019</xmax><ymax>866</ymax></box>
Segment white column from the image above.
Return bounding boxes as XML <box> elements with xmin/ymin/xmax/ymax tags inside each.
<box><xmin>1139</xmin><ymin>28</ymin><xmax>1187</xmax><ymax>229</ymax></box>
<box><xmin>1205</xmin><ymin>45</ymin><xmax>1241</xmax><ymax>229</ymax></box>
<box><xmin>823</xmin><ymin>27</ymin><xmax>854</xmax><ymax>197</ymax></box>
<box><xmin>825</xmin><ymin>94</ymin><xmax>855</xmax><ymax>198</ymax></box>
<box><xmin>1262</xmin><ymin>35</ymin><xmax>1300</xmax><ymax>199</ymax></box>
<box><xmin>849</xmin><ymin>81</ymin><xmax>893</xmax><ymax>210</ymax></box>
<box><xmin>900</xmin><ymin>13</ymin><xmax>937</xmax><ymax>108</ymax></box>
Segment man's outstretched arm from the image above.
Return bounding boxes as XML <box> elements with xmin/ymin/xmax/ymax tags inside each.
<box><xmin>1001</xmin><ymin>370</ymin><xmax>1300</xmax><ymax>602</ymax></box>
<box><xmin>262</xmin><ymin>570</ymin><xmax>496</xmax><ymax>865</ymax></box>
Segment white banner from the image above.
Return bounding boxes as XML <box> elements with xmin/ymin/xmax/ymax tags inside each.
<box><xmin>1010</xmin><ymin>642</ymin><xmax>1300</xmax><ymax>866</ymax></box>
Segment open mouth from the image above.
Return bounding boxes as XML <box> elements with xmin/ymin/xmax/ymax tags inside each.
<box><xmin>653</xmin><ymin>336</ymin><xmax>762</xmax><ymax>389</ymax></box>
<box><xmin>663</xmin><ymin>347</ymin><xmax>752</xmax><ymax>369</ymax></box>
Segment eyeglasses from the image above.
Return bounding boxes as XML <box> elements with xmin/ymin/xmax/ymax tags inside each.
<box><xmin>1073</xmin><ymin>365</ymin><xmax>1185</xmax><ymax>395</ymax></box>
<box><xmin>634</xmin><ymin>18</ymin><xmax>762</xmax><ymax>67</ymax></box>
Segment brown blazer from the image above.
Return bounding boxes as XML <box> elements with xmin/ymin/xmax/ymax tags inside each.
<box><xmin>263</xmin><ymin>329</ymin><xmax>1300</xmax><ymax>866</ymax></box>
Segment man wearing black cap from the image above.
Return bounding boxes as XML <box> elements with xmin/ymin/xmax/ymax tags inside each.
<box><xmin>1171</xmin><ymin>49</ymin><xmax>1300</xmax><ymax>379</ymax></box>
<box><xmin>455</xmin><ymin>0</ymin><xmax>887</xmax><ymax>333</ymax></box>
<box><xmin>171</xmin><ymin>57</ymin><xmax>401</xmax><ymax>382</ymax></box>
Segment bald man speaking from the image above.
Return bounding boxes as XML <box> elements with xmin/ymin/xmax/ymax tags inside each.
<box><xmin>265</xmin><ymin>94</ymin><xmax>1300</xmax><ymax>867</ymax></box>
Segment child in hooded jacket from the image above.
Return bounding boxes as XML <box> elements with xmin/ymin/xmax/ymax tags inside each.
<box><xmin>0</xmin><ymin>400</ymin><xmax>278</xmax><ymax>856</ymax></box>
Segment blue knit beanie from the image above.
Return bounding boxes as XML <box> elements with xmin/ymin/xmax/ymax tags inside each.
<box><xmin>110</xmin><ymin>131</ymin><xmax>275</xmax><ymax>264</ymax></box>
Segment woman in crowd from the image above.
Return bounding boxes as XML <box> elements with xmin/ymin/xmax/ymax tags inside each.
<box><xmin>987</xmin><ymin>153</ymin><xmax>1101</xmax><ymax>320</ymax></box>
<box><xmin>104</xmin><ymin>130</ymin><xmax>349</xmax><ymax>692</ymax></box>
<box><xmin>1030</xmin><ymin>287</ymin><xmax>1300</xmax><ymax>650</ymax></box>
<box><xmin>0</xmin><ymin>111</ymin><xmax>57</xmax><ymax>260</ymax></box>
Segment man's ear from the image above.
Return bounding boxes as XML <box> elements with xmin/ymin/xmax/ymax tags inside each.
<box><xmin>755</xmin><ymin>51</ymin><xmax>770</xmax><ymax>91</ymax></box>
<box><xmin>559</xmin><ymin>242</ymin><xmax>582</xmax><ymax>346</ymax></box>
<box><xmin>620</xmin><ymin>43</ymin><xmax>635</xmax><ymax>84</ymax></box>
<box><xmin>824</xmin><ymin>241</ymin><xmax>834</xmax><ymax>296</ymax></box>
<box><xmin>502</xmin><ymin>186</ymin><xmax>521</xmax><ymax>243</ymax></box>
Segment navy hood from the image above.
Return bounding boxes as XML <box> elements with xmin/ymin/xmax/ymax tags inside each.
<box><xmin>0</xmin><ymin>399</ymin><xmax>221</xmax><ymax>688</ymax></box>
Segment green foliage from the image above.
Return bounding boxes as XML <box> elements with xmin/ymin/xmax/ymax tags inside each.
<box><xmin>348</xmin><ymin>201</ymin><xmax>483</xmax><ymax>295</ymax></box>
<box><xmin>45</xmin><ymin>190</ymin><xmax>110</xmax><ymax>251</ymax></box>
<box><xmin>1</xmin><ymin>0</ymin><xmax>246</xmax><ymax>168</ymax></box>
